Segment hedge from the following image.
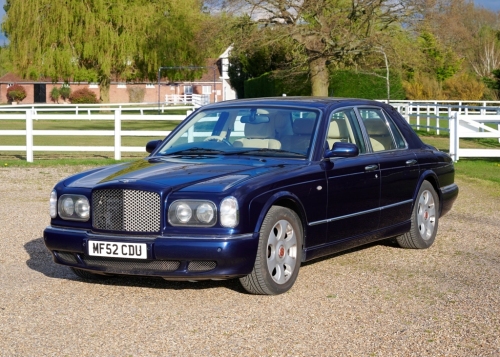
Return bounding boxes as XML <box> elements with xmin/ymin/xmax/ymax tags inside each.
<box><xmin>243</xmin><ymin>69</ymin><xmax>406</xmax><ymax>100</ymax></box>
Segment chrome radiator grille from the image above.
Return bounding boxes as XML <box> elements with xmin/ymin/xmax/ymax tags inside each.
<box><xmin>92</xmin><ymin>189</ymin><xmax>161</xmax><ymax>232</ymax></box>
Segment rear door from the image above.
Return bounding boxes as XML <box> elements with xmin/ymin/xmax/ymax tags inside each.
<box><xmin>357</xmin><ymin>107</ymin><xmax>420</xmax><ymax>229</ymax></box>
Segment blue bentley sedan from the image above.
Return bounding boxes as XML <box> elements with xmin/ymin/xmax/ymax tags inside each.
<box><xmin>43</xmin><ymin>97</ymin><xmax>458</xmax><ymax>295</ymax></box>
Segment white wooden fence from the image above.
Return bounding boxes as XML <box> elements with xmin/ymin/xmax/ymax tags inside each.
<box><xmin>165</xmin><ymin>94</ymin><xmax>210</xmax><ymax>106</ymax></box>
<box><xmin>386</xmin><ymin>100</ymin><xmax>500</xmax><ymax>161</ymax></box>
<box><xmin>1</xmin><ymin>100</ymin><xmax>500</xmax><ymax>162</ymax></box>
<box><xmin>0</xmin><ymin>103</ymin><xmax>193</xmax><ymax>162</ymax></box>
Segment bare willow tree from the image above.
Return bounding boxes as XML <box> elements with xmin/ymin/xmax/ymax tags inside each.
<box><xmin>211</xmin><ymin>0</ymin><xmax>413</xmax><ymax>96</ymax></box>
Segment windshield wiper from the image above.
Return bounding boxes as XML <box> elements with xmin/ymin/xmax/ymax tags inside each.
<box><xmin>225</xmin><ymin>149</ymin><xmax>306</xmax><ymax>157</ymax></box>
<box><xmin>163</xmin><ymin>147</ymin><xmax>226</xmax><ymax>156</ymax></box>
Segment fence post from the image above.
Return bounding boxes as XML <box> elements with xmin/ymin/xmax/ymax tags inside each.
<box><xmin>449</xmin><ymin>112</ymin><xmax>460</xmax><ymax>162</ymax></box>
<box><xmin>114</xmin><ymin>108</ymin><xmax>121</xmax><ymax>160</ymax></box>
<box><xmin>26</xmin><ymin>109</ymin><xmax>34</xmax><ymax>162</ymax></box>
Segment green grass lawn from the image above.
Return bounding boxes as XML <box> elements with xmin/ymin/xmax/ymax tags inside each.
<box><xmin>1</xmin><ymin>118</ymin><xmax>499</xmax><ymax>184</ymax></box>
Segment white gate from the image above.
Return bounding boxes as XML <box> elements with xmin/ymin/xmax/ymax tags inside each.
<box><xmin>449</xmin><ymin>113</ymin><xmax>500</xmax><ymax>161</ymax></box>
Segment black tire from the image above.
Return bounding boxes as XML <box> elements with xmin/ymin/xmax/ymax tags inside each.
<box><xmin>396</xmin><ymin>181</ymin><xmax>439</xmax><ymax>249</ymax></box>
<box><xmin>70</xmin><ymin>267</ymin><xmax>111</xmax><ymax>280</ymax></box>
<box><xmin>240</xmin><ymin>206</ymin><xmax>303</xmax><ymax>295</ymax></box>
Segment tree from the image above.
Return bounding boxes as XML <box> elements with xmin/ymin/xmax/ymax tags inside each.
<box><xmin>214</xmin><ymin>0</ymin><xmax>413</xmax><ymax>96</ymax></box>
<box><xmin>2</xmin><ymin>0</ymin><xmax>216</xmax><ymax>102</ymax></box>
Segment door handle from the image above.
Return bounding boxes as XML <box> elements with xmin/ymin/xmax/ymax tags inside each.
<box><xmin>406</xmin><ymin>159</ymin><xmax>418</xmax><ymax>166</ymax></box>
<box><xmin>365</xmin><ymin>164</ymin><xmax>379</xmax><ymax>172</ymax></box>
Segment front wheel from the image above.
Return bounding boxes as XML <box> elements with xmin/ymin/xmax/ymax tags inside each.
<box><xmin>396</xmin><ymin>181</ymin><xmax>439</xmax><ymax>249</ymax></box>
<box><xmin>240</xmin><ymin>206</ymin><xmax>303</xmax><ymax>295</ymax></box>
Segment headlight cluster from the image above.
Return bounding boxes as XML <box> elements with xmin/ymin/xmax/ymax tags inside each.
<box><xmin>168</xmin><ymin>196</ymin><xmax>239</xmax><ymax>228</ymax></box>
<box><xmin>53</xmin><ymin>193</ymin><xmax>90</xmax><ymax>221</ymax></box>
<box><xmin>168</xmin><ymin>200</ymin><xmax>217</xmax><ymax>227</ymax></box>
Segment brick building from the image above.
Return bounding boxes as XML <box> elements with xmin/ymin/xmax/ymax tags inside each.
<box><xmin>0</xmin><ymin>48</ymin><xmax>237</xmax><ymax>104</ymax></box>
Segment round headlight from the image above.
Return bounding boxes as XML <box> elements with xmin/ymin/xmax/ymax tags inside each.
<box><xmin>75</xmin><ymin>198</ymin><xmax>90</xmax><ymax>219</ymax></box>
<box><xmin>196</xmin><ymin>203</ymin><xmax>215</xmax><ymax>223</ymax></box>
<box><xmin>176</xmin><ymin>203</ymin><xmax>192</xmax><ymax>223</ymax></box>
<box><xmin>62</xmin><ymin>197</ymin><xmax>75</xmax><ymax>216</ymax></box>
<box><xmin>49</xmin><ymin>190</ymin><xmax>58</xmax><ymax>218</ymax></box>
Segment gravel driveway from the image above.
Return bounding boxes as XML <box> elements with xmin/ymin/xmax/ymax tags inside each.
<box><xmin>0</xmin><ymin>167</ymin><xmax>499</xmax><ymax>357</ymax></box>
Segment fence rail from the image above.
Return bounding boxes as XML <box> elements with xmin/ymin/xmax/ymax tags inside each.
<box><xmin>0</xmin><ymin>103</ymin><xmax>193</xmax><ymax>162</ymax></box>
<box><xmin>1</xmin><ymin>101</ymin><xmax>500</xmax><ymax>162</ymax></box>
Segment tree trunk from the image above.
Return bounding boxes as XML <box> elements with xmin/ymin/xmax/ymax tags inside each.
<box><xmin>99</xmin><ymin>77</ymin><xmax>111</xmax><ymax>103</ymax></box>
<box><xmin>309</xmin><ymin>57</ymin><xmax>329</xmax><ymax>97</ymax></box>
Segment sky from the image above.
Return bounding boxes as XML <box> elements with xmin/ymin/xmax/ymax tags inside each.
<box><xmin>0</xmin><ymin>0</ymin><xmax>499</xmax><ymax>44</ymax></box>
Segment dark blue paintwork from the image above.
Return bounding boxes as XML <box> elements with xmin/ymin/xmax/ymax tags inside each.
<box><xmin>43</xmin><ymin>97</ymin><xmax>459</xmax><ymax>280</ymax></box>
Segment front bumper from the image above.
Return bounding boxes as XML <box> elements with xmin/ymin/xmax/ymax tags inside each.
<box><xmin>43</xmin><ymin>226</ymin><xmax>259</xmax><ymax>280</ymax></box>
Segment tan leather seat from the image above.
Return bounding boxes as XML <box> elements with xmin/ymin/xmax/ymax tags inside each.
<box><xmin>364</xmin><ymin>120</ymin><xmax>395</xmax><ymax>152</ymax></box>
<box><xmin>233</xmin><ymin>122</ymin><xmax>281</xmax><ymax>149</ymax></box>
<box><xmin>327</xmin><ymin>119</ymin><xmax>349</xmax><ymax>148</ymax></box>
<box><xmin>281</xmin><ymin>119</ymin><xmax>314</xmax><ymax>154</ymax></box>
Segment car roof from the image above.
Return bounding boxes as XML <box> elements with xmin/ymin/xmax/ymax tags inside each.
<box><xmin>201</xmin><ymin>97</ymin><xmax>389</xmax><ymax>111</ymax></box>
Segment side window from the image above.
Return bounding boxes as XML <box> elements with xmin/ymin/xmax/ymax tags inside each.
<box><xmin>385</xmin><ymin>113</ymin><xmax>407</xmax><ymax>149</ymax></box>
<box><xmin>328</xmin><ymin>108</ymin><xmax>366</xmax><ymax>154</ymax></box>
<box><xmin>358</xmin><ymin>108</ymin><xmax>396</xmax><ymax>152</ymax></box>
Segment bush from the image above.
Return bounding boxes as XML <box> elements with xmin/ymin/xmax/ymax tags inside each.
<box><xmin>59</xmin><ymin>86</ymin><xmax>71</xmax><ymax>101</ymax></box>
<box><xmin>442</xmin><ymin>73</ymin><xmax>485</xmax><ymax>100</ymax></box>
<box><xmin>69</xmin><ymin>87</ymin><xmax>98</xmax><ymax>104</ymax></box>
<box><xmin>403</xmin><ymin>73</ymin><xmax>445</xmax><ymax>100</ymax></box>
<box><xmin>6</xmin><ymin>84</ymin><xmax>27</xmax><ymax>103</ymax></box>
<box><xmin>50</xmin><ymin>87</ymin><xmax>60</xmax><ymax>103</ymax></box>
<box><xmin>127</xmin><ymin>86</ymin><xmax>145</xmax><ymax>103</ymax></box>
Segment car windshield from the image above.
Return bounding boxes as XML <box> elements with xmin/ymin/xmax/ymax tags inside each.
<box><xmin>157</xmin><ymin>106</ymin><xmax>320</xmax><ymax>158</ymax></box>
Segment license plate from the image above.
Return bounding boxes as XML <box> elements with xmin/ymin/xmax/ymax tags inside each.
<box><xmin>88</xmin><ymin>240</ymin><xmax>147</xmax><ymax>259</ymax></box>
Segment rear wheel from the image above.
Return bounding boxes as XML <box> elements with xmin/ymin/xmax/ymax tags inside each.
<box><xmin>396</xmin><ymin>181</ymin><xmax>439</xmax><ymax>249</ymax></box>
<box><xmin>240</xmin><ymin>206</ymin><xmax>303</xmax><ymax>295</ymax></box>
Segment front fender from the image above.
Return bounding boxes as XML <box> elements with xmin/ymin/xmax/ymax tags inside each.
<box><xmin>249</xmin><ymin>190</ymin><xmax>308</xmax><ymax>236</ymax></box>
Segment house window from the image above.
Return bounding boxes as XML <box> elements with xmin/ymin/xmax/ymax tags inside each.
<box><xmin>89</xmin><ymin>83</ymin><xmax>98</xmax><ymax>89</ymax></box>
<box><xmin>202</xmin><ymin>86</ymin><xmax>212</xmax><ymax>95</ymax></box>
<box><xmin>184</xmin><ymin>85</ymin><xmax>193</xmax><ymax>94</ymax></box>
<box><xmin>7</xmin><ymin>83</ymin><xmax>14</xmax><ymax>88</ymax></box>
<box><xmin>117</xmin><ymin>83</ymin><xmax>127</xmax><ymax>89</ymax></box>
<box><xmin>146</xmin><ymin>84</ymin><xmax>155</xmax><ymax>89</ymax></box>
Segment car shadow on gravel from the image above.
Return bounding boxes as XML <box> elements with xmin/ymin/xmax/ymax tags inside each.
<box><xmin>24</xmin><ymin>237</ymin><xmax>246</xmax><ymax>293</ymax></box>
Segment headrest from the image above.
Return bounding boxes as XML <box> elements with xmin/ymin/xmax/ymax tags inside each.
<box><xmin>328</xmin><ymin>119</ymin><xmax>348</xmax><ymax>139</ymax></box>
<box><xmin>244</xmin><ymin>122</ymin><xmax>275</xmax><ymax>139</ymax></box>
<box><xmin>274</xmin><ymin>111</ymin><xmax>290</xmax><ymax>130</ymax></box>
<box><xmin>364</xmin><ymin>120</ymin><xmax>389</xmax><ymax>136</ymax></box>
<box><xmin>293</xmin><ymin>119</ymin><xmax>314</xmax><ymax>135</ymax></box>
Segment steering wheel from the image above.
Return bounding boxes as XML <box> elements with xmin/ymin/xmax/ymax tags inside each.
<box><xmin>203</xmin><ymin>136</ymin><xmax>232</xmax><ymax>146</ymax></box>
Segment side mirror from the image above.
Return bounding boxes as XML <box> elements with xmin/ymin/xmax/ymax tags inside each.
<box><xmin>146</xmin><ymin>140</ymin><xmax>162</xmax><ymax>153</ymax></box>
<box><xmin>324</xmin><ymin>142</ymin><xmax>359</xmax><ymax>159</ymax></box>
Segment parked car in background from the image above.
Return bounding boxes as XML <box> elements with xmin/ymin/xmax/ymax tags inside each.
<box><xmin>44</xmin><ymin>97</ymin><xmax>459</xmax><ymax>295</ymax></box>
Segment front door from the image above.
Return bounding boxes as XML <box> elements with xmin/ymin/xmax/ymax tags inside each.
<box><xmin>34</xmin><ymin>84</ymin><xmax>46</xmax><ymax>103</ymax></box>
<box><xmin>325</xmin><ymin>108</ymin><xmax>381</xmax><ymax>242</ymax></box>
